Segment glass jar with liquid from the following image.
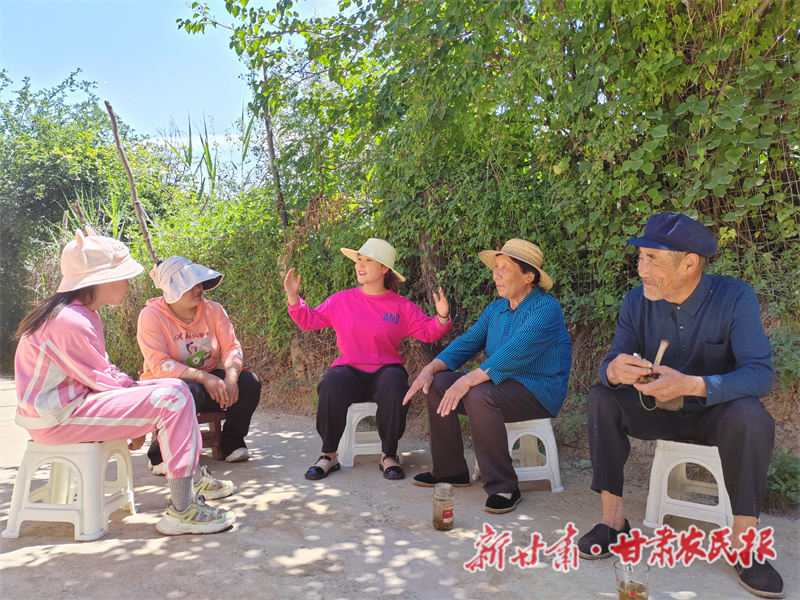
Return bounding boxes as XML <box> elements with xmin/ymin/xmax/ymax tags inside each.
<box><xmin>432</xmin><ymin>482</ymin><xmax>454</xmax><ymax>531</ymax></box>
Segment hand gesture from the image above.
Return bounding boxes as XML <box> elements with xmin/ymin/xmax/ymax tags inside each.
<box><xmin>222</xmin><ymin>373</ymin><xmax>240</xmax><ymax>409</ymax></box>
<box><xmin>434</xmin><ymin>287</ymin><xmax>449</xmax><ymax>320</ymax></box>
<box><xmin>403</xmin><ymin>359</ymin><xmax>447</xmax><ymax>405</ymax></box>
<box><xmin>202</xmin><ymin>374</ymin><xmax>229</xmax><ymax>409</ymax></box>
<box><xmin>436</xmin><ymin>377</ymin><xmax>470</xmax><ymax>416</ymax></box>
<box><xmin>634</xmin><ymin>365</ymin><xmax>705</xmax><ymax>402</ymax></box>
<box><xmin>403</xmin><ymin>366</ymin><xmax>435</xmax><ymax>405</ymax></box>
<box><xmin>605</xmin><ymin>353</ymin><xmax>653</xmax><ymax>386</ymax></box>
<box><xmin>283</xmin><ymin>267</ymin><xmax>301</xmax><ymax>305</ymax></box>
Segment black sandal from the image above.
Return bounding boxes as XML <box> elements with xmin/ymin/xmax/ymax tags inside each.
<box><xmin>379</xmin><ymin>454</ymin><xmax>405</xmax><ymax>480</ymax></box>
<box><xmin>305</xmin><ymin>455</ymin><xmax>340</xmax><ymax>480</ymax></box>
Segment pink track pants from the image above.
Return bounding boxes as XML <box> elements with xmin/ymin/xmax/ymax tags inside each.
<box><xmin>29</xmin><ymin>379</ymin><xmax>201</xmax><ymax>479</ymax></box>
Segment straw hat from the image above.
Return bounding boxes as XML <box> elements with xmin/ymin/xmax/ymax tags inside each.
<box><xmin>340</xmin><ymin>238</ymin><xmax>406</xmax><ymax>282</ymax></box>
<box><xmin>150</xmin><ymin>256</ymin><xmax>224</xmax><ymax>304</ymax></box>
<box><xmin>57</xmin><ymin>228</ymin><xmax>144</xmax><ymax>293</ymax></box>
<box><xmin>478</xmin><ymin>238</ymin><xmax>554</xmax><ymax>292</ymax></box>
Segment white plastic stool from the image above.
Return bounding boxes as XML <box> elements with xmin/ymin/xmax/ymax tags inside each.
<box><xmin>2</xmin><ymin>440</ymin><xmax>136</xmax><ymax>541</ymax></box>
<box><xmin>474</xmin><ymin>418</ymin><xmax>564</xmax><ymax>493</ymax></box>
<box><xmin>643</xmin><ymin>440</ymin><xmax>733</xmax><ymax>529</ymax></box>
<box><xmin>337</xmin><ymin>402</ymin><xmax>403</xmax><ymax>468</ymax></box>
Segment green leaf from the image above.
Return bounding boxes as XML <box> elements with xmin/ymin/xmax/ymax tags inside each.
<box><xmin>651</xmin><ymin>124</ymin><xmax>669</xmax><ymax>138</ymax></box>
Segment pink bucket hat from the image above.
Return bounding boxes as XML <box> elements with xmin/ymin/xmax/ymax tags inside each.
<box><xmin>57</xmin><ymin>228</ymin><xmax>144</xmax><ymax>293</ymax></box>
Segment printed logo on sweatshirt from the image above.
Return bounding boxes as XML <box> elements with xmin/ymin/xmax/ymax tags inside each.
<box><xmin>180</xmin><ymin>337</ymin><xmax>212</xmax><ymax>369</ymax></box>
<box><xmin>383</xmin><ymin>312</ymin><xmax>400</xmax><ymax>324</ymax></box>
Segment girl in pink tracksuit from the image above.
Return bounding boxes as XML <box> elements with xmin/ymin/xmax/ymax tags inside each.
<box><xmin>13</xmin><ymin>228</ymin><xmax>235</xmax><ymax>535</ymax></box>
<box><xmin>283</xmin><ymin>238</ymin><xmax>452</xmax><ymax>481</ymax></box>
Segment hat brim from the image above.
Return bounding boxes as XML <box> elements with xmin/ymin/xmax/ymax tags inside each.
<box><xmin>57</xmin><ymin>257</ymin><xmax>144</xmax><ymax>293</ymax></box>
<box><xmin>626</xmin><ymin>236</ymin><xmax>683</xmax><ymax>253</ymax></box>
<box><xmin>478</xmin><ymin>250</ymin><xmax>553</xmax><ymax>292</ymax></box>
<box><xmin>340</xmin><ymin>247</ymin><xmax>406</xmax><ymax>282</ymax></box>
<box><xmin>162</xmin><ymin>264</ymin><xmax>224</xmax><ymax>303</ymax></box>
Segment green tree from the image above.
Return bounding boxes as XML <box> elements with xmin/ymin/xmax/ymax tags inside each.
<box><xmin>0</xmin><ymin>71</ymin><xmax>180</xmax><ymax>368</ymax></box>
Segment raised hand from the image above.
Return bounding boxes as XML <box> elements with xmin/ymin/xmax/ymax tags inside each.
<box><xmin>433</xmin><ymin>287</ymin><xmax>449</xmax><ymax>320</ymax></box>
<box><xmin>283</xmin><ymin>267</ymin><xmax>301</xmax><ymax>304</ymax></box>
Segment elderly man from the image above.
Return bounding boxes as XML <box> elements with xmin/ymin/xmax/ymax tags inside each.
<box><xmin>403</xmin><ymin>239</ymin><xmax>572</xmax><ymax>514</ymax></box>
<box><xmin>577</xmin><ymin>213</ymin><xmax>782</xmax><ymax>599</ymax></box>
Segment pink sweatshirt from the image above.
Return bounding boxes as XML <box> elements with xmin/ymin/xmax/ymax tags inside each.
<box><xmin>288</xmin><ymin>287</ymin><xmax>451</xmax><ymax>372</ymax></box>
<box><xmin>14</xmin><ymin>301</ymin><xmax>135</xmax><ymax>430</ymax></box>
<box><xmin>137</xmin><ymin>297</ymin><xmax>243</xmax><ymax>380</ymax></box>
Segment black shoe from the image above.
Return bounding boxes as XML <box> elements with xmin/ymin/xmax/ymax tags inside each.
<box><xmin>379</xmin><ymin>455</ymin><xmax>405</xmax><ymax>480</ymax></box>
<box><xmin>735</xmin><ymin>561</ymin><xmax>784</xmax><ymax>598</ymax></box>
<box><xmin>577</xmin><ymin>520</ymin><xmax>631</xmax><ymax>559</ymax></box>
<box><xmin>412</xmin><ymin>471</ymin><xmax>471</xmax><ymax>487</ymax></box>
<box><xmin>305</xmin><ymin>455</ymin><xmax>341</xmax><ymax>480</ymax></box>
<box><xmin>484</xmin><ymin>488</ymin><xmax>522</xmax><ymax>514</ymax></box>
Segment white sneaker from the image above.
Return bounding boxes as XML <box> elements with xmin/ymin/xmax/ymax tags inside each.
<box><xmin>156</xmin><ymin>496</ymin><xmax>236</xmax><ymax>535</ymax></box>
<box><xmin>225</xmin><ymin>447</ymin><xmax>250</xmax><ymax>463</ymax></box>
<box><xmin>148</xmin><ymin>461</ymin><xmax>167</xmax><ymax>476</ymax></box>
<box><xmin>193</xmin><ymin>465</ymin><xmax>235</xmax><ymax>500</ymax></box>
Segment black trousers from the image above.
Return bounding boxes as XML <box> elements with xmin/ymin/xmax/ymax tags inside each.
<box><xmin>148</xmin><ymin>369</ymin><xmax>261</xmax><ymax>464</ymax></box>
<box><xmin>587</xmin><ymin>384</ymin><xmax>775</xmax><ymax>517</ymax></box>
<box><xmin>425</xmin><ymin>371</ymin><xmax>552</xmax><ymax>496</ymax></box>
<box><xmin>317</xmin><ymin>364</ymin><xmax>409</xmax><ymax>456</ymax></box>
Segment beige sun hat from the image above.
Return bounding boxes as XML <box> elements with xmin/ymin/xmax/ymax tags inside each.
<box><xmin>340</xmin><ymin>238</ymin><xmax>406</xmax><ymax>282</ymax></box>
<box><xmin>478</xmin><ymin>238</ymin><xmax>554</xmax><ymax>292</ymax></box>
<box><xmin>57</xmin><ymin>227</ymin><xmax>144</xmax><ymax>293</ymax></box>
<box><xmin>150</xmin><ymin>256</ymin><xmax>224</xmax><ymax>304</ymax></box>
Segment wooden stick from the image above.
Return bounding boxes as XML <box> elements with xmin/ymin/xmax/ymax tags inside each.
<box><xmin>104</xmin><ymin>101</ymin><xmax>159</xmax><ymax>264</ymax></box>
<box><xmin>653</xmin><ymin>339</ymin><xmax>669</xmax><ymax>367</ymax></box>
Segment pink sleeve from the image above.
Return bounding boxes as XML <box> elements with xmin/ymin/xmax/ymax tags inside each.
<box><xmin>47</xmin><ymin>313</ymin><xmax>135</xmax><ymax>391</ymax></box>
<box><xmin>136</xmin><ymin>307</ymin><xmax>189</xmax><ymax>379</ymax></box>
<box><xmin>213</xmin><ymin>304</ymin><xmax>244</xmax><ymax>367</ymax></box>
<box><xmin>287</xmin><ymin>296</ymin><xmax>334</xmax><ymax>331</ymax></box>
<box><xmin>402</xmin><ymin>300</ymin><xmax>452</xmax><ymax>343</ymax></box>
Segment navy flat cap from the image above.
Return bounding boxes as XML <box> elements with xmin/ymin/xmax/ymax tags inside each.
<box><xmin>627</xmin><ymin>212</ymin><xmax>718</xmax><ymax>258</ymax></box>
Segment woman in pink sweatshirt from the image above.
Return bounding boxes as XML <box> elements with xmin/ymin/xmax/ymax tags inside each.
<box><xmin>13</xmin><ymin>228</ymin><xmax>235</xmax><ymax>535</ymax></box>
<box><xmin>137</xmin><ymin>256</ymin><xmax>261</xmax><ymax>469</ymax></box>
<box><xmin>284</xmin><ymin>238</ymin><xmax>451</xmax><ymax>480</ymax></box>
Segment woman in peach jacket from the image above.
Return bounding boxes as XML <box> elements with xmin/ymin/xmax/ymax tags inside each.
<box><xmin>137</xmin><ymin>256</ymin><xmax>261</xmax><ymax>470</ymax></box>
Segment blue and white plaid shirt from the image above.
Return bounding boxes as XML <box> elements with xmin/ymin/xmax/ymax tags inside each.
<box><xmin>436</xmin><ymin>287</ymin><xmax>572</xmax><ymax>416</ymax></box>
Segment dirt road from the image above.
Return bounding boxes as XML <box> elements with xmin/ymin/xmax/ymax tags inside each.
<box><xmin>1</xmin><ymin>379</ymin><xmax>796</xmax><ymax>599</ymax></box>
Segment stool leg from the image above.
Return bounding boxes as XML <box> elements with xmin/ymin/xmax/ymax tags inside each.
<box><xmin>49</xmin><ymin>462</ymin><xmax>75</xmax><ymax>504</ymax></box>
<box><xmin>76</xmin><ymin>445</ymin><xmax>107</xmax><ymax>541</ymax></box>
<box><xmin>541</xmin><ymin>428</ymin><xmax>564</xmax><ymax>493</ymax></box>
<box><xmin>1</xmin><ymin>457</ymin><xmax>37</xmax><ymax>538</ymax></box>
<box><xmin>209</xmin><ymin>420</ymin><xmax>223</xmax><ymax>460</ymax></box>
<box><xmin>337</xmin><ymin>408</ymin><xmax>358</xmax><ymax>468</ymax></box>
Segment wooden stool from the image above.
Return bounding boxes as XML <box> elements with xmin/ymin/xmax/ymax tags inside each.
<box><xmin>197</xmin><ymin>412</ymin><xmax>226</xmax><ymax>460</ymax></box>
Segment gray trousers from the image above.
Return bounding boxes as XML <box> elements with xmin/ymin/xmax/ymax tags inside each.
<box><xmin>425</xmin><ymin>371</ymin><xmax>552</xmax><ymax>495</ymax></box>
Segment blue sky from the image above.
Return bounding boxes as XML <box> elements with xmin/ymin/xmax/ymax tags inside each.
<box><xmin>0</xmin><ymin>0</ymin><xmax>336</xmax><ymax>138</ymax></box>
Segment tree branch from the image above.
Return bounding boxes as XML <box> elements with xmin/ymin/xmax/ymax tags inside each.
<box><xmin>104</xmin><ymin>101</ymin><xmax>159</xmax><ymax>263</ymax></box>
